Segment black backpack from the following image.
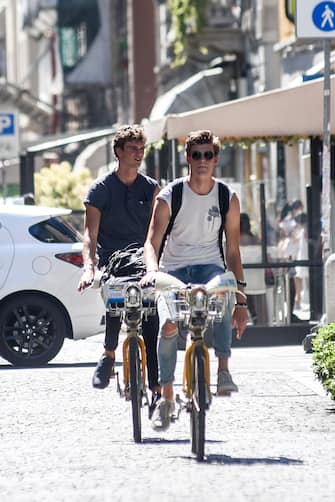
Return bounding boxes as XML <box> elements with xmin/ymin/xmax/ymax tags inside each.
<box><xmin>158</xmin><ymin>178</ymin><xmax>230</xmax><ymax>265</ymax></box>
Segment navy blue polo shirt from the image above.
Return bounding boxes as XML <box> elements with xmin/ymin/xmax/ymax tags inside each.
<box><xmin>84</xmin><ymin>170</ymin><xmax>158</xmax><ymax>266</ymax></box>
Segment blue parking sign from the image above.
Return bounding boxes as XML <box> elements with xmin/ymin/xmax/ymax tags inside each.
<box><xmin>0</xmin><ymin>113</ymin><xmax>15</xmax><ymax>135</ymax></box>
<box><xmin>0</xmin><ymin>109</ymin><xmax>19</xmax><ymax>158</ymax></box>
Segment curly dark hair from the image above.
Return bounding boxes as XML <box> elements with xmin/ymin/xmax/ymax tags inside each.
<box><xmin>185</xmin><ymin>130</ymin><xmax>221</xmax><ymax>156</ymax></box>
<box><xmin>113</xmin><ymin>125</ymin><xmax>147</xmax><ymax>158</ymax></box>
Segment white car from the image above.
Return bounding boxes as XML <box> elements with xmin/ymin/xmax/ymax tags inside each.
<box><xmin>0</xmin><ymin>204</ymin><xmax>105</xmax><ymax>366</ymax></box>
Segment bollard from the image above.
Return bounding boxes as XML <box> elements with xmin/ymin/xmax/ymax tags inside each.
<box><xmin>325</xmin><ymin>252</ymin><xmax>335</xmax><ymax>323</ymax></box>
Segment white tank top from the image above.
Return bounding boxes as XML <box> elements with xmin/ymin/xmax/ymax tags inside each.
<box><xmin>158</xmin><ymin>177</ymin><xmax>234</xmax><ymax>271</ymax></box>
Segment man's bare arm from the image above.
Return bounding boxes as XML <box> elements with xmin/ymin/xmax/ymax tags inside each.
<box><xmin>151</xmin><ymin>185</ymin><xmax>161</xmax><ymax>209</ymax></box>
<box><xmin>78</xmin><ymin>205</ymin><xmax>101</xmax><ymax>292</ymax></box>
<box><xmin>140</xmin><ymin>198</ymin><xmax>170</xmax><ymax>286</ymax></box>
<box><xmin>224</xmin><ymin>194</ymin><xmax>248</xmax><ymax>339</ymax></box>
<box><xmin>224</xmin><ymin>194</ymin><xmax>244</xmax><ymax>281</ymax></box>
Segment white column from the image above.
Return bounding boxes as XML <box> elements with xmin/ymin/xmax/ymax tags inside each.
<box><xmin>325</xmin><ymin>253</ymin><xmax>335</xmax><ymax>322</ymax></box>
<box><xmin>5</xmin><ymin>0</ymin><xmax>18</xmax><ymax>82</ymax></box>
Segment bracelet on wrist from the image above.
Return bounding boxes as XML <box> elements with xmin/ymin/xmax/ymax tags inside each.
<box><xmin>237</xmin><ymin>279</ymin><xmax>247</xmax><ymax>287</ymax></box>
<box><xmin>147</xmin><ymin>269</ymin><xmax>158</xmax><ymax>273</ymax></box>
<box><xmin>235</xmin><ymin>302</ymin><xmax>248</xmax><ymax>308</ymax></box>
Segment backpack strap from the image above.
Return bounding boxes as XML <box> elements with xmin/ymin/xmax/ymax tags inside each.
<box><xmin>217</xmin><ymin>181</ymin><xmax>230</xmax><ymax>267</ymax></box>
<box><xmin>158</xmin><ymin>179</ymin><xmax>183</xmax><ymax>261</ymax></box>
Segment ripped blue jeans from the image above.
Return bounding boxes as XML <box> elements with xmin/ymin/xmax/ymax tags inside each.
<box><xmin>157</xmin><ymin>264</ymin><xmax>233</xmax><ymax>385</ymax></box>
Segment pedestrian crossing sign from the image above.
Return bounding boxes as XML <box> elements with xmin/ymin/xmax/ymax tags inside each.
<box><xmin>296</xmin><ymin>0</ymin><xmax>335</xmax><ymax>38</ymax></box>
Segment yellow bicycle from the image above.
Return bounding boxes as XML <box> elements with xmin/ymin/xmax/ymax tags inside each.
<box><xmin>155</xmin><ymin>271</ymin><xmax>241</xmax><ymax>461</ymax></box>
<box><xmin>101</xmin><ymin>277</ymin><xmax>156</xmax><ymax>443</ymax></box>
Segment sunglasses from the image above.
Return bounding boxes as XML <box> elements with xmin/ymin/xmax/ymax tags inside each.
<box><xmin>191</xmin><ymin>150</ymin><xmax>215</xmax><ymax>161</ymax></box>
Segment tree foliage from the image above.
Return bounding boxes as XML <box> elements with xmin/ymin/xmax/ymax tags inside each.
<box><xmin>167</xmin><ymin>0</ymin><xmax>206</xmax><ymax>66</ymax></box>
<box><xmin>34</xmin><ymin>162</ymin><xmax>93</xmax><ymax>210</ymax></box>
<box><xmin>312</xmin><ymin>322</ymin><xmax>335</xmax><ymax>400</ymax></box>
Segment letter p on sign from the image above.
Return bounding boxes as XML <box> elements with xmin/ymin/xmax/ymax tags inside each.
<box><xmin>0</xmin><ymin>114</ymin><xmax>14</xmax><ymax>134</ymax></box>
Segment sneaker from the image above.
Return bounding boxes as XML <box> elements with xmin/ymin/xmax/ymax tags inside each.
<box><xmin>151</xmin><ymin>398</ymin><xmax>175</xmax><ymax>431</ymax></box>
<box><xmin>291</xmin><ymin>313</ymin><xmax>304</xmax><ymax>323</ymax></box>
<box><xmin>217</xmin><ymin>370</ymin><xmax>238</xmax><ymax>394</ymax></box>
<box><xmin>92</xmin><ymin>355</ymin><xmax>115</xmax><ymax>389</ymax></box>
<box><xmin>148</xmin><ymin>391</ymin><xmax>161</xmax><ymax>419</ymax></box>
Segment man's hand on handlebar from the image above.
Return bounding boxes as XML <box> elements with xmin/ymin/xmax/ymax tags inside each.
<box><xmin>139</xmin><ymin>271</ymin><xmax>157</xmax><ymax>288</ymax></box>
<box><xmin>78</xmin><ymin>268</ymin><xmax>95</xmax><ymax>292</ymax></box>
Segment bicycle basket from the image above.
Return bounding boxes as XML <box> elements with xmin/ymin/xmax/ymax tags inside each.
<box><xmin>207</xmin><ymin>293</ymin><xmax>229</xmax><ymax>321</ymax></box>
<box><xmin>165</xmin><ymin>290</ymin><xmax>190</xmax><ymax>322</ymax></box>
<box><xmin>101</xmin><ymin>278</ymin><xmax>156</xmax><ymax>317</ymax></box>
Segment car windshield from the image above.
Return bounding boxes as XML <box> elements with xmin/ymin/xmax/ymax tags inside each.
<box><xmin>29</xmin><ymin>215</ymin><xmax>82</xmax><ymax>243</ymax></box>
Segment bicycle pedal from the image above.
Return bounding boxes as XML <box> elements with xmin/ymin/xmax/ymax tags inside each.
<box><xmin>116</xmin><ymin>373</ymin><xmax>123</xmax><ymax>396</ymax></box>
<box><xmin>184</xmin><ymin>401</ymin><xmax>191</xmax><ymax>412</ymax></box>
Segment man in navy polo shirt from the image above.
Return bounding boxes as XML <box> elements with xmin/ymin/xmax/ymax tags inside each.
<box><xmin>78</xmin><ymin>125</ymin><xmax>161</xmax><ymax>412</ymax></box>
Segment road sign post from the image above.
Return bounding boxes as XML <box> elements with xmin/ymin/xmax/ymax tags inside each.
<box><xmin>322</xmin><ymin>38</ymin><xmax>332</xmax><ymax>260</ymax></box>
<box><xmin>296</xmin><ymin>1</ymin><xmax>335</xmax><ymax>261</ymax></box>
<box><xmin>0</xmin><ymin>109</ymin><xmax>20</xmax><ymax>203</ymax></box>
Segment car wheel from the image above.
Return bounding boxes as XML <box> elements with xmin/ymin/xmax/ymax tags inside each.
<box><xmin>0</xmin><ymin>293</ymin><xmax>66</xmax><ymax>366</ymax></box>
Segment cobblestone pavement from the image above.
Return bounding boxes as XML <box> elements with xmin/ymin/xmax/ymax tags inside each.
<box><xmin>1</xmin><ymin>334</ymin><xmax>335</xmax><ymax>502</ymax></box>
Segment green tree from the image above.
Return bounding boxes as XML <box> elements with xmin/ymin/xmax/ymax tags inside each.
<box><xmin>34</xmin><ymin>161</ymin><xmax>93</xmax><ymax>210</ymax></box>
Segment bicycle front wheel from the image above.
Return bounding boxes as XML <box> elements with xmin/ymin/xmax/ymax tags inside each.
<box><xmin>190</xmin><ymin>344</ymin><xmax>206</xmax><ymax>461</ymax></box>
<box><xmin>129</xmin><ymin>336</ymin><xmax>142</xmax><ymax>443</ymax></box>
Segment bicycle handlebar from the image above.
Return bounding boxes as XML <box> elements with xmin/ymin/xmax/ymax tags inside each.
<box><xmin>154</xmin><ymin>271</ymin><xmax>246</xmax><ymax>323</ymax></box>
<box><xmin>155</xmin><ymin>270</ymin><xmax>245</xmax><ymax>297</ymax></box>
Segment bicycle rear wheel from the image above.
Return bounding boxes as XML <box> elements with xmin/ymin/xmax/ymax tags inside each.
<box><xmin>129</xmin><ymin>336</ymin><xmax>142</xmax><ymax>443</ymax></box>
<box><xmin>190</xmin><ymin>344</ymin><xmax>206</xmax><ymax>461</ymax></box>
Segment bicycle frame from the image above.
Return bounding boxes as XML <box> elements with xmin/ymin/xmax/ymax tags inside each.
<box><xmin>101</xmin><ymin>277</ymin><xmax>156</xmax><ymax>443</ymax></box>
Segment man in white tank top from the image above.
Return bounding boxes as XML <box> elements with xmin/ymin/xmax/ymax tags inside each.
<box><xmin>141</xmin><ymin>130</ymin><xmax>248</xmax><ymax>431</ymax></box>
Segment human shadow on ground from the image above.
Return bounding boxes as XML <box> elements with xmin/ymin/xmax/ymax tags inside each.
<box><xmin>181</xmin><ymin>454</ymin><xmax>304</xmax><ymax>465</ymax></box>
<box><xmin>142</xmin><ymin>437</ymin><xmax>223</xmax><ymax>445</ymax></box>
<box><xmin>142</xmin><ymin>438</ymin><xmax>190</xmax><ymax>445</ymax></box>
<box><xmin>141</xmin><ymin>435</ymin><xmax>304</xmax><ymax>465</ymax></box>
<box><xmin>0</xmin><ymin>361</ymin><xmax>123</xmax><ymax>369</ymax></box>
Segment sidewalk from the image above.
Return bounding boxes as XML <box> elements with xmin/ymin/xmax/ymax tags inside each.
<box><xmin>228</xmin><ymin>344</ymin><xmax>326</xmax><ymax>397</ymax></box>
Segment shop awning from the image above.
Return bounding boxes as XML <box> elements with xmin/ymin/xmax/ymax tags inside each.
<box><xmin>143</xmin><ymin>74</ymin><xmax>335</xmax><ymax>143</ymax></box>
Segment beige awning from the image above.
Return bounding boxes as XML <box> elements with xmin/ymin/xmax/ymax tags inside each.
<box><xmin>142</xmin><ymin>117</ymin><xmax>168</xmax><ymax>146</ymax></box>
<box><xmin>143</xmin><ymin>75</ymin><xmax>335</xmax><ymax>143</ymax></box>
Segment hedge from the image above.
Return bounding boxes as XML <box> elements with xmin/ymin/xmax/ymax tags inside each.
<box><xmin>312</xmin><ymin>322</ymin><xmax>335</xmax><ymax>400</ymax></box>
